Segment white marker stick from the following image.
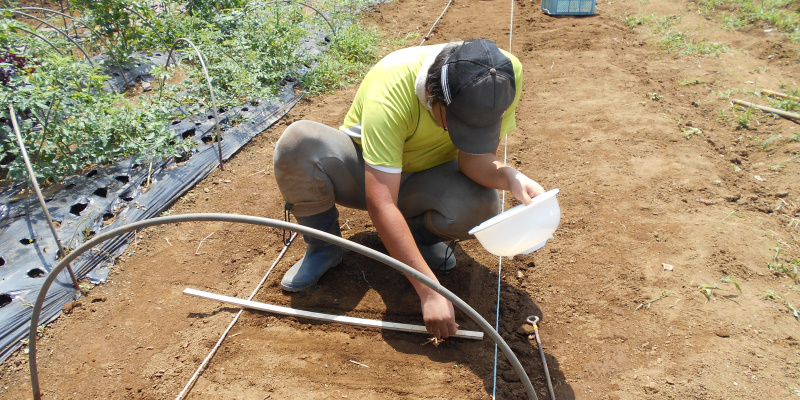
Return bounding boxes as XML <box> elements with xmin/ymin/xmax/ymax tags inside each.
<box><xmin>183</xmin><ymin>288</ymin><xmax>484</xmax><ymax>340</ymax></box>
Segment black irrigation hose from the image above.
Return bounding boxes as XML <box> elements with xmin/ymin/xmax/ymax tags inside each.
<box><xmin>28</xmin><ymin>214</ymin><xmax>538</xmax><ymax>400</ymax></box>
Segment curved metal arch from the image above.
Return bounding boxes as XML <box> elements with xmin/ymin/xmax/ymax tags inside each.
<box><xmin>162</xmin><ymin>38</ymin><xmax>224</xmax><ymax>170</ymax></box>
<box><xmin>14</xmin><ymin>5</ymin><xmax>165</xmax><ymax>48</ymax></box>
<box><xmin>247</xmin><ymin>0</ymin><xmax>337</xmax><ymax>42</ymax></box>
<box><xmin>5</xmin><ymin>10</ymin><xmax>93</xmax><ymax>66</ymax></box>
<box><xmin>13</xmin><ymin>6</ymin><xmax>167</xmax><ymax>91</ymax></box>
<box><xmin>28</xmin><ymin>214</ymin><xmax>539</xmax><ymax>400</ymax></box>
<box><xmin>7</xmin><ymin>25</ymin><xmax>64</xmax><ymax>56</ymax></box>
<box><xmin>11</xmin><ymin>7</ymin><xmax>77</xmax><ymax>35</ymax></box>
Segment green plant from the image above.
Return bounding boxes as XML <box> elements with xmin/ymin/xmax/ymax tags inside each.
<box><xmin>658</xmin><ymin>32</ymin><xmax>727</xmax><ymax>56</ymax></box>
<box><xmin>682</xmin><ymin>126</ymin><xmax>703</xmax><ymax>138</ymax></box>
<box><xmin>186</xmin><ymin>0</ymin><xmax>249</xmax><ymax>20</ymax></box>
<box><xmin>634</xmin><ymin>290</ymin><xmax>677</xmax><ymax>312</ymax></box>
<box><xmin>697</xmin><ymin>0</ymin><xmax>800</xmax><ymax>43</ymax></box>
<box><xmin>762</xmin><ymin>131</ymin><xmax>800</xmax><ymax>150</ymax></box>
<box><xmin>735</xmin><ymin>106</ymin><xmax>755</xmax><ymax>129</ymax></box>
<box><xmin>301</xmin><ymin>23</ymin><xmax>380</xmax><ymax>94</ymax></box>
<box><xmin>768</xmin><ymin>246</ymin><xmax>799</xmax><ymax>282</ymax></box>
<box><xmin>1</xmin><ymin>0</ymin><xmax>383</xmax><ymax>182</ymax></box>
<box><xmin>680</xmin><ymin>77</ymin><xmax>703</xmax><ymax>86</ymax></box>
<box><xmin>622</xmin><ymin>13</ymin><xmax>654</xmax><ymax>29</ymax></box>
<box><xmin>71</xmin><ymin>0</ymin><xmax>157</xmax><ymax>65</ymax></box>
<box><xmin>0</xmin><ymin>46</ymin><xmax>188</xmax><ymax>181</ymax></box>
<box><xmin>698</xmin><ymin>275</ymin><xmax>742</xmax><ymax>302</ymax></box>
<box><xmin>763</xmin><ymin>289</ymin><xmax>800</xmax><ymax>321</ymax></box>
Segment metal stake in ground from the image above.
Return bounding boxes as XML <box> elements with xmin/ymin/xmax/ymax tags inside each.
<box><xmin>527</xmin><ymin>315</ymin><xmax>556</xmax><ymax>400</ymax></box>
<box><xmin>8</xmin><ymin>103</ymin><xmax>81</xmax><ymax>291</ymax></box>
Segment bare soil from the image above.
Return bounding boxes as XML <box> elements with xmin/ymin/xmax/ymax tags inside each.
<box><xmin>2</xmin><ymin>0</ymin><xmax>800</xmax><ymax>399</ymax></box>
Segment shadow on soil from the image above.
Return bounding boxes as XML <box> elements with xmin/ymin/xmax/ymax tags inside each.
<box><xmin>285</xmin><ymin>231</ymin><xmax>575</xmax><ymax>399</ymax></box>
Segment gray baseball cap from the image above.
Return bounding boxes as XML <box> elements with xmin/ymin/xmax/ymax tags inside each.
<box><xmin>441</xmin><ymin>39</ymin><xmax>516</xmax><ymax>154</ymax></box>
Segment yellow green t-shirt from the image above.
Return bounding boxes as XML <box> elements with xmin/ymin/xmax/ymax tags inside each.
<box><xmin>340</xmin><ymin>44</ymin><xmax>523</xmax><ymax>173</ymax></box>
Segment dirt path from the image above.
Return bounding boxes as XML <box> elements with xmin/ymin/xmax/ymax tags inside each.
<box><xmin>2</xmin><ymin>0</ymin><xmax>800</xmax><ymax>399</ymax></box>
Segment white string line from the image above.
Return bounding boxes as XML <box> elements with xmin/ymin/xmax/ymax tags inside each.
<box><xmin>493</xmin><ymin>0</ymin><xmax>516</xmax><ymax>398</ymax></box>
<box><xmin>175</xmin><ymin>233</ymin><xmax>298</xmax><ymax>400</ymax></box>
<box><xmin>420</xmin><ymin>0</ymin><xmax>455</xmax><ymax>45</ymax></box>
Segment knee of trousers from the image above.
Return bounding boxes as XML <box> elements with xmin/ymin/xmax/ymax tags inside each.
<box><xmin>273</xmin><ymin>121</ymin><xmax>327</xmax><ymax>169</ymax></box>
<box><xmin>462</xmin><ymin>185</ymin><xmax>501</xmax><ymax>225</ymax></box>
<box><xmin>273</xmin><ymin>121</ymin><xmax>337</xmax><ymax>216</ymax></box>
<box><xmin>429</xmin><ymin>186</ymin><xmax>500</xmax><ymax>240</ymax></box>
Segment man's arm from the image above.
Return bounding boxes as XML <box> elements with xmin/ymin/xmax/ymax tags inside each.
<box><xmin>457</xmin><ymin>150</ymin><xmax>545</xmax><ymax>205</ymax></box>
<box><xmin>364</xmin><ymin>164</ymin><xmax>459</xmax><ymax>339</ymax></box>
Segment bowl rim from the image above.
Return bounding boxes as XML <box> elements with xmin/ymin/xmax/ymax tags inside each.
<box><xmin>468</xmin><ymin>188</ymin><xmax>560</xmax><ymax>235</ymax></box>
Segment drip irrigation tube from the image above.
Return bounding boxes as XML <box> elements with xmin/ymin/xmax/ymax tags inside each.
<box><xmin>28</xmin><ymin>214</ymin><xmax>538</xmax><ymax>400</ymax></box>
<box><xmin>163</xmin><ymin>38</ymin><xmax>224</xmax><ymax>170</ymax></box>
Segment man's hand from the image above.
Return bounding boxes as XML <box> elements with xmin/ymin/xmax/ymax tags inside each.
<box><xmin>458</xmin><ymin>150</ymin><xmax>546</xmax><ymax>205</ymax></box>
<box><xmin>364</xmin><ymin>165</ymin><xmax>460</xmax><ymax>338</ymax></box>
<box><xmin>420</xmin><ymin>290</ymin><xmax>458</xmax><ymax>339</ymax></box>
<box><xmin>508</xmin><ymin>170</ymin><xmax>545</xmax><ymax>205</ymax></box>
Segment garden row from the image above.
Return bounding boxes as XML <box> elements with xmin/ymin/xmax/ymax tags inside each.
<box><xmin>0</xmin><ymin>0</ymin><xmax>383</xmax><ymax>182</ymax></box>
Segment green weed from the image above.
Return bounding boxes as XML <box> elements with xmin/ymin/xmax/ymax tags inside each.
<box><xmin>301</xmin><ymin>23</ymin><xmax>381</xmax><ymax>95</ymax></box>
<box><xmin>762</xmin><ymin>132</ymin><xmax>800</xmax><ymax>150</ymax></box>
<box><xmin>769</xmin><ymin>246</ymin><xmax>800</xmax><ymax>282</ymax></box>
<box><xmin>622</xmin><ymin>13</ymin><xmax>654</xmax><ymax>29</ymax></box>
<box><xmin>647</xmin><ymin>92</ymin><xmax>663</xmax><ymax>101</ymax></box>
<box><xmin>734</xmin><ymin>106</ymin><xmax>755</xmax><ymax>129</ymax></box>
<box><xmin>696</xmin><ymin>0</ymin><xmax>800</xmax><ymax>43</ymax></box>
<box><xmin>763</xmin><ymin>289</ymin><xmax>800</xmax><ymax>321</ymax></box>
<box><xmin>658</xmin><ymin>32</ymin><xmax>727</xmax><ymax>56</ymax></box>
<box><xmin>682</xmin><ymin>126</ymin><xmax>703</xmax><ymax>138</ymax></box>
<box><xmin>634</xmin><ymin>290</ymin><xmax>677</xmax><ymax>312</ymax></box>
<box><xmin>698</xmin><ymin>275</ymin><xmax>742</xmax><ymax>302</ymax></box>
<box><xmin>680</xmin><ymin>77</ymin><xmax>703</xmax><ymax>86</ymax></box>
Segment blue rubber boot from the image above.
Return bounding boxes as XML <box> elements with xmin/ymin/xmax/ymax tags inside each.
<box><xmin>281</xmin><ymin>207</ymin><xmax>343</xmax><ymax>292</ymax></box>
<box><xmin>407</xmin><ymin>214</ymin><xmax>456</xmax><ymax>271</ymax></box>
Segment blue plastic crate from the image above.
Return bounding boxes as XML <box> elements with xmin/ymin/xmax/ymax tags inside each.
<box><xmin>541</xmin><ymin>0</ymin><xmax>595</xmax><ymax>16</ymax></box>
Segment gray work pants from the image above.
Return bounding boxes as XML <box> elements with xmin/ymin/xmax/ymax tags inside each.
<box><xmin>272</xmin><ymin>120</ymin><xmax>500</xmax><ymax>240</ymax></box>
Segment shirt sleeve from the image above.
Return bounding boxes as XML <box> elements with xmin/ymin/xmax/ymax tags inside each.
<box><xmin>499</xmin><ymin>51</ymin><xmax>523</xmax><ymax>138</ymax></box>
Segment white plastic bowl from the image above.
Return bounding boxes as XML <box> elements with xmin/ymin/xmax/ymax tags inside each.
<box><xmin>468</xmin><ymin>188</ymin><xmax>561</xmax><ymax>257</ymax></box>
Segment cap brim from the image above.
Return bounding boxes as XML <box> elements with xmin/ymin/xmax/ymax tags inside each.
<box><xmin>447</xmin><ymin>114</ymin><xmax>501</xmax><ymax>154</ymax></box>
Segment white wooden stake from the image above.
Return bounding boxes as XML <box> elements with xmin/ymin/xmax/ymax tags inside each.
<box><xmin>183</xmin><ymin>288</ymin><xmax>484</xmax><ymax>340</ymax></box>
